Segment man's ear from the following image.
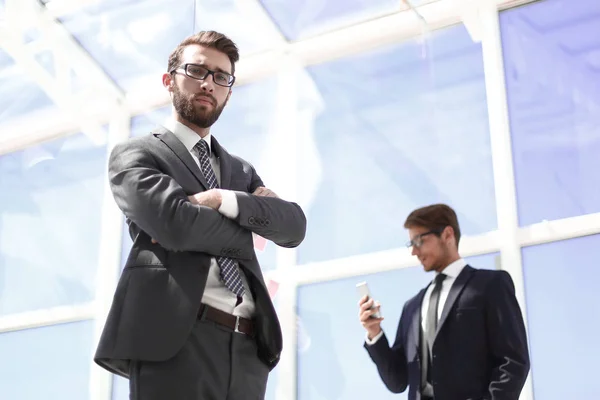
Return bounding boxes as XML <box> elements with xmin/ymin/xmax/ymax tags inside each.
<box><xmin>443</xmin><ymin>226</ymin><xmax>455</xmax><ymax>243</ymax></box>
<box><xmin>162</xmin><ymin>73</ymin><xmax>174</xmax><ymax>92</ymax></box>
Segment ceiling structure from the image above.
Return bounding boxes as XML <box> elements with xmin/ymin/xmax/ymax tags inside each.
<box><xmin>0</xmin><ymin>0</ymin><xmax>537</xmax><ymax>154</ymax></box>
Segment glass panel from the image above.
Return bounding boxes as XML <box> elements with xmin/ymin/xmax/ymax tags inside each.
<box><xmin>0</xmin><ymin>320</ymin><xmax>94</xmax><ymax>399</ymax></box>
<box><xmin>298</xmin><ymin>24</ymin><xmax>496</xmax><ymax>264</ymax></box>
<box><xmin>260</xmin><ymin>0</ymin><xmax>434</xmax><ymax>40</ymax></box>
<box><xmin>501</xmin><ymin>0</ymin><xmax>600</xmax><ymax>226</ymax></box>
<box><xmin>59</xmin><ymin>0</ymin><xmax>282</xmax><ymax>93</ymax></box>
<box><xmin>522</xmin><ymin>234</ymin><xmax>600</xmax><ymax>399</ymax></box>
<box><xmin>0</xmin><ymin>132</ymin><xmax>107</xmax><ymax>315</ymax></box>
<box><xmin>0</xmin><ymin>49</ymin><xmax>59</xmax><ymax>125</ymax></box>
<box><xmin>296</xmin><ymin>253</ymin><xmax>498</xmax><ymax>399</ymax></box>
<box><xmin>112</xmin><ymin>374</ymin><xmax>129</xmax><ymax>400</ymax></box>
<box><xmin>131</xmin><ymin>106</ymin><xmax>171</xmax><ymax>137</ymax></box>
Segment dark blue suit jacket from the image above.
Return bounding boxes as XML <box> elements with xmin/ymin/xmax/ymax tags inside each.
<box><xmin>365</xmin><ymin>266</ymin><xmax>530</xmax><ymax>400</ymax></box>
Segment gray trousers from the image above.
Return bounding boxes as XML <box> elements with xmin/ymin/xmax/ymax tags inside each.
<box><xmin>129</xmin><ymin>319</ymin><xmax>270</xmax><ymax>400</ymax></box>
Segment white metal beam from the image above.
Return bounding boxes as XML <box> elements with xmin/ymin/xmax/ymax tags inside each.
<box><xmin>288</xmin><ymin>230</ymin><xmax>501</xmax><ymax>285</ymax></box>
<box><xmin>518</xmin><ymin>212</ymin><xmax>600</xmax><ymax>247</ymax></box>
<box><xmin>478</xmin><ymin>1</ymin><xmax>533</xmax><ymax>399</ymax></box>
<box><xmin>0</xmin><ymin>303</ymin><xmax>94</xmax><ymax>333</ymax></box>
<box><xmin>88</xmin><ymin>109</ymin><xmax>131</xmax><ymax>400</ymax></box>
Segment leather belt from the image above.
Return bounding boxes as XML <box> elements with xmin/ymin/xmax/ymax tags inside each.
<box><xmin>198</xmin><ymin>304</ymin><xmax>255</xmax><ymax>337</ymax></box>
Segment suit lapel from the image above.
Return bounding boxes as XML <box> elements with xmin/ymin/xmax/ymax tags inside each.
<box><xmin>155</xmin><ymin>127</ymin><xmax>209</xmax><ymax>190</ymax></box>
<box><xmin>211</xmin><ymin>135</ymin><xmax>232</xmax><ymax>189</ymax></box>
<box><xmin>434</xmin><ymin>265</ymin><xmax>475</xmax><ymax>341</ymax></box>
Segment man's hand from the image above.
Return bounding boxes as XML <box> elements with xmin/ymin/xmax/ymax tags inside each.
<box><xmin>188</xmin><ymin>189</ymin><xmax>222</xmax><ymax>210</ymax></box>
<box><xmin>253</xmin><ymin>186</ymin><xmax>279</xmax><ymax>198</ymax></box>
<box><xmin>359</xmin><ymin>295</ymin><xmax>384</xmax><ymax>340</ymax></box>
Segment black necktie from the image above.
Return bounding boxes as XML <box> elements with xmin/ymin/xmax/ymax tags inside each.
<box><xmin>426</xmin><ymin>273</ymin><xmax>447</xmax><ymax>349</ymax></box>
<box><xmin>421</xmin><ymin>273</ymin><xmax>447</xmax><ymax>397</ymax></box>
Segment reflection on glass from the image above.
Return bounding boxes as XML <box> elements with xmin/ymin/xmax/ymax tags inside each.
<box><xmin>296</xmin><ymin>253</ymin><xmax>498</xmax><ymax>399</ymax></box>
<box><xmin>297</xmin><ymin>23</ymin><xmax>497</xmax><ymax>264</ymax></box>
<box><xmin>0</xmin><ymin>133</ymin><xmax>107</xmax><ymax>315</ymax></box>
<box><xmin>501</xmin><ymin>0</ymin><xmax>600</xmax><ymax>225</ymax></box>
<box><xmin>522</xmin><ymin>234</ymin><xmax>600</xmax><ymax>399</ymax></box>
<box><xmin>0</xmin><ymin>320</ymin><xmax>94</xmax><ymax>399</ymax></box>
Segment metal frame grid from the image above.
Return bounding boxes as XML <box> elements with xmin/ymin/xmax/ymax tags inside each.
<box><xmin>2</xmin><ymin>0</ymin><xmax>599</xmax><ymax>399</ymax></box>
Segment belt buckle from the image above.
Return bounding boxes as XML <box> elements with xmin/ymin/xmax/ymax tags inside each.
<box><xmin>234</xmin><ymin>315</ymin><xmax>241</xmax><ymax>334</ymax></box>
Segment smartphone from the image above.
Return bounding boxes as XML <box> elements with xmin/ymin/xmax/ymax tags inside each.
<box><xmin>356</xmin><ymin>281</ymin><xmax>382</xmax><ymax>318</ymax></box>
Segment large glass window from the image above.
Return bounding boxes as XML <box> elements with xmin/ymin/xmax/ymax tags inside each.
<box><xmin>501</xmin><ymin>0</ymin><xmax>600</xmax><ymax>226</ymax></box>
<box><xmin>296</xmin><ymin>253</ymin><xmax>499</xmax><ymax>399</ymax></box>
<box><xmin>0</xmin><ymin>320</ymin><xmax>94</xmax><ymax>399</ymax></box>
<box><xmin>297</xmin><ymin>23</ymin><xmax>497</xmax><ymax>264</ymax></box>
<box><xmin>0</xmin><ymin>132</ymin><xmax>107</xmax><ymax>315</ymax></box>
<box><xmin>522</xmin><ymin>234</ymin><xmax>600</xmax><ymax>399</ymax></box>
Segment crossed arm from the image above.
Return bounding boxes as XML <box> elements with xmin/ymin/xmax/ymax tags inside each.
<box><xmin>110</xmin><ymin>141</ymin><xmax>306</xmax><ymax>257</ymax></box>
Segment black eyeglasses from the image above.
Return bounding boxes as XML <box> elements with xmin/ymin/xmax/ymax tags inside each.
<box><xmin>170</xmin><ymin>63</ymin><xmax>235</xmax><ymax>87</ymax></box>
<box><xmin>405</xmin><ymin>228</ymin><xmax>444</xmax><ymax>248</ymax></box>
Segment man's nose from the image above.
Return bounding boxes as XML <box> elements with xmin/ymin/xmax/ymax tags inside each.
<box><xmin>199</xmin><ymin>76</ymin><xmax>215</xmax><ymax>92</ymax></box>
<box><xmin>411</xmin><ymin>246</ymin><xmax>418</xmax><ymax>256</ymax></box>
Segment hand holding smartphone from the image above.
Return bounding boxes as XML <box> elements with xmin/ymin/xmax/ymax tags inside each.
<box><xmin>356</xmin><ymin>281</ymin><xmax>382</xmax><ymax>318</ymax></box>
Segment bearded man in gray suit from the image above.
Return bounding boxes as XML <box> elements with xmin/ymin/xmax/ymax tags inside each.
<box><xmin>94</xmin><ymin>30</ymin><xmax>307</xmax><ymax>400</ymax></box>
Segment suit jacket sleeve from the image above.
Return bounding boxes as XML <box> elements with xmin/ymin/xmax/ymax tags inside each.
<box><xmin>109</xmin><ymin>140</ymin><xmax>254</xmax><ymax>258</ymax></box>
<box><xmin>363</xmin><ymin>307</ymin><xmax>409</xmax><ymax>394</ymax></box>
<box><xmin>485</xmin><ymin>271</ymin><xmax>531</xmax><ymax>399</ymax></box>
<box><xmin>233</xmin><ymin>164</ymin><xmax>307</xmax><ymax>248</ymax></box>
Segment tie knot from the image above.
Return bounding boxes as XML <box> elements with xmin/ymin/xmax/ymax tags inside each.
<box><xmin>435</xmin><ymin>273</ymin><xmax>447</xmax><ymax>286</ymax></box>
<box><xmin>194</xmin><ymin>139</ymin><xmax>210</xmax><ymax>156</ymax></box>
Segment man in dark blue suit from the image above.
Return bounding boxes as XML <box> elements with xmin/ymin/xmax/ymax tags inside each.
<box><xmin>358</xmin><ymin>204</ymin><xmax>530</xmax><ymax>400</ymax></box>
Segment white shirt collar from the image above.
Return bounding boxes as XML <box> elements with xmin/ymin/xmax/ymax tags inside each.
<box><xmin>436</xmin><ymin>258</ymin><xmax>467</xmax><ymax>279</ymax></box>
<box><xmin>164</xmin><ymin>119</ymin><xmax>212</xmax><ymax>155</ymax></box>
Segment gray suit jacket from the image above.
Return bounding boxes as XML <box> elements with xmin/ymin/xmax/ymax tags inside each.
<box><xmin>94</xmin><ymin>127</ymin><xmax>307</xmax><ymax>378</ymax></box>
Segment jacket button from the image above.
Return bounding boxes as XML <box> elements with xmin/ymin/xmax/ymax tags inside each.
<box><xmin>265</xmin><ymin>219</ymin><xmax>271</xmax><ymax>226</ymax></box>
<box><xmin>248</xmin><ymin>217</ymin><xmax>255</xmax><ymax>224</ymax></box>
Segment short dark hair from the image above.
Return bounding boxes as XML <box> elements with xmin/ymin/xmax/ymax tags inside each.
<box><xmin>167</xmin><ymin>31</ymin><xmax>240</xmax><ymax>76</ymax></box>
<box><xmin>404</xmin><ymin>204</ymin><xmax>461</xmax><ymax>245</ymax></box>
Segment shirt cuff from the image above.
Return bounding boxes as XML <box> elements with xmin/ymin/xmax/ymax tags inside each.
<box><xmin>365</xmin><ymin>330</ymin><xmax>384</xmax><ymax>346</ymax></box>
<box><xmin>218</xmin><ymin>189</ymin><xmax>239</xmax><ymax>219</ymax></box>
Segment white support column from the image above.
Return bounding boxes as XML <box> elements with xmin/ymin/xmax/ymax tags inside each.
<box><xmin>272</xmin><ymin>54</ymin><xmax>301</xmax><ymax>271</ymax></box>
<box><xmin>477</xmin><ymin>1</ymin><xmax>534</xmax><ymax>399</ymax></box>
<box><xmin>270</xmin><ymin>54</ymin><xmax>301</xmax><ymax>400</ymax></box>
<box><xmin>89</xmin><ymin>108</ymin><xmax>131</xmax><ymax>400</ymax></box>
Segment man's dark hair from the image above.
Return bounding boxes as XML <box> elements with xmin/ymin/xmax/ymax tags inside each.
<box><xmin>167</xmin><ymin>31</ymin><xmax>239</xmax><ymax>75</ymax></box>
<box><xmin>404</xmin><ymin>203</ymin><xmax>461</xmax><ymax>245</ymax></box>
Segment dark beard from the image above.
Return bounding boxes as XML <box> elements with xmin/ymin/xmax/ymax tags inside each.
<box><xmin>172</xmin><ymin>85</ymin><xmax>225</xmax><ymax>128</ymax></box>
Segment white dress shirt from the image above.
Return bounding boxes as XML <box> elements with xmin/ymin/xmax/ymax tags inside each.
<box><xmin>165</xmin><ymin>120</ymin><xmax>255</xmax><ymax>318</ymax></box>
<box><xmin>366</xmin><ymin>258</ymin><xmax>467</xmax><ymax>345</ymax></box>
